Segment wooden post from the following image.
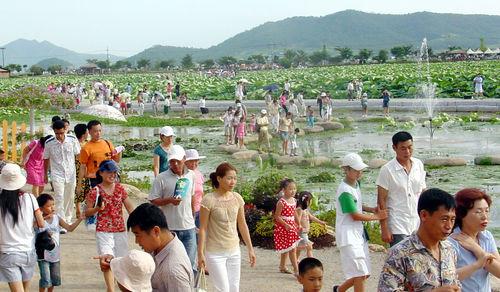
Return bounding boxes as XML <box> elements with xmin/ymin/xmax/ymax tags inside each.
<box><xmin>11</xmin><ymin>121</ymin><xmax>17</xmax><ymax>162</ymax></box>
<box><xmin>2</xmin><ymin>120</ymin><xmax>7</xmax><ymax>160</ymax></box>
<box><xmin>20</xmin><ymin>123</ymin><xmax>26</xmax><ymax>162</ymax></box>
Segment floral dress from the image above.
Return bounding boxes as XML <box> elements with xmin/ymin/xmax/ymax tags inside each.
<box><xmin>274</xmin><ymin>197</ymin><xmax>301</xmax><ymax>253</ymax></box>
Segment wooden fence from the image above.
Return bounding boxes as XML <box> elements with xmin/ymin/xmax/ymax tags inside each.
<box><xmin>1</xmin><ymin>120</ymin><xmax>27</xmax><ymax>163</ymax></box>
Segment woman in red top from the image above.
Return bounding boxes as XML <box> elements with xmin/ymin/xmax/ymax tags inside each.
<box><xmin>86</xmin><ymin>160</ymin><xmax>134</xmax><ymax>292</ymax></box>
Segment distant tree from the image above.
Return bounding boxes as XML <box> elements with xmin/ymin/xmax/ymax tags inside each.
<box><xmin>96</xmin><ymin>60</ymin><xmax>110</xmax><ymax>69</ymax></box>
<box><xmin>279</xmin><ymin>49</ymin><xmax>297</xmax><ymax>68</ymax></box>
<box><xmin>447</xmin><ymin>46</ymin><xmax>462</xmax><ymax>51</ymax></box>
<box><xmin>158</xmin><ymin>59</ymin><xmax>175</xmax><ymax>69</ymax></box>
<box><xmin>272</xmin><ymin>55</ymin><xmax>280</xmax><ymax>64</ymax></box>
<box><xmin>310</xmin><ymin>46</ymin><xmax>330</xmax><ymax>65</ymax></box>
<box><xmin>294</xmin><ymin>50</ymin><xmax>308</xmax><ymax>66</ymax></box>
<box><xmin>181</xmin><ymin>54</ymin><xmax>194</xmax><ymax>69</ymax></box>
<box><xmin>29</xmin><ymin>65</ymin><xmax>44</xmax><ymax>76</ymax></box>
<box><xmin>111</xmin><ymin>60</ymin><xmax>131</xmax><ymax>70</ymax></box>
<box><xmin>248</xmin><ymin>54</ymin><xmax>266</xmax><ymax>64</ymax></box>
<box><xmin>390</xmin><ymin>45</ymin><xmax>413</xmax><ymax>59</ymax></box>
<box><xmin>357</xmin><ymin>49</ymin><xmax>372</xmax><ymax>63</ymax></box>
<box><xmin>137</xmin><ymin>59</ymin><xmax>150</xmax><ymax>69</ymax></box>
<box><xmin>374</xmin><ymin>49</ymin><xmax>389</xmax><ymax>63</ymax></box>
<box><xmin>479</xmin><ymin>37</ymin><xmax>487</xmax><ymax>52</ymax></box>
<box><xmin>86</xmin><ymin>58</ymin><xmax>98</xmax><ymax>64</ymax></box>
<box><xmin>218</xmin><ymin>56</ymin><xmax>238</xmax><ymax>66</ymax></box>
<box><xmin>47</xmin><ymin>64</ymin><xmax>62</xmax><ymax>75</ymax></box>
<box><xmin>22</xmin><ymin>64</ymin><xmax>28</xmax><ymax>71</ymax></box>
<box><xmin>5</xmin><ymin>64</ymin><xmax>22</xmax><ymax>72</ymax></box>
<box><xmin>335</xmin><ymin>47</ymin><xmax>353</xmax><ymax>61</ymax></box>
<box><xmin>200</xmin><ymin>59</ymin><xmax>215</xmax><ymax>68</ymax></box>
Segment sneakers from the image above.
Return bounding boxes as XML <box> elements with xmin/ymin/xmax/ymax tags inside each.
<box><xmin>333</xmin><ymin>285</ymin><xmax>339</xmax><ymax>292</ymax></box>
<box><xmin>60</xmin><ymin>228</ymin><xmax>67</xmax><ymax>234</ymax></box>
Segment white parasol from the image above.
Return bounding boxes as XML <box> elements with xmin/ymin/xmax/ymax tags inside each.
<box><xmin>82</xmin><ymin>104</ymin><xmax>127</xmax><ymax>122</ymax></box>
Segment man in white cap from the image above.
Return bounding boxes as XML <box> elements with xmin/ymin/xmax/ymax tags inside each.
<box><xmin>149</xmin><ymin>145</ymin><xmax>197</xmax><ymax>273</ymax></box>
<box><xmin>333</xmin><ymin>153</ymin><xmax>387</xmax><ymax>292</ymax></box>
<box><xmin>256</xmin><ymin>109</ymin><xmax>271</xmax><ymax>152</ymax></box>
<box><xmin>184</xmin><ymin>149</ymin><xmax>206</xmax><ymax>229</ymax></box>
<box><xmin>110</xmin><ymin>249</ymin><xmax>155</xmax><ymax>292</ymax></box>
<box><xmin>153</xmin><ymin>126</ymin><xmax>175</xmax><ymax>177</ymax></box>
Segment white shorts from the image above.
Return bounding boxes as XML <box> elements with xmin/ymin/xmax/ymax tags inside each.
<box><xmin>95</xmin><ymin>231</ymin><xmax>128</xmax><ymax>257</ymax></box>
<box><xmin>339</xmin><ymin>242</ymin><xmax>370</xmax><ymax>279</ymax></box>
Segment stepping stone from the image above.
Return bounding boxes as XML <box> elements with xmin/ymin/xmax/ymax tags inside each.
<box><xmin>305</xmin><ymin>156</ymin><xmax>332</xmax><ymax>166</ymax></box>
<box><xmin>316</xmin><ymin>122</ymin><xmax>344</xmax><ymax>130</ymax></box>
<box><xmin>276</xmin><ymin>155</ymin><xmax>307</xmax><ymax>165</ymax></box>
<box><xmin>368</xmin><ymin>158</ymin><xmax>388</xmax><ymax>169</ymax></box>
<box><xmin>424</xmin><ymin>157</ymin><xmax>467</xmax><ymax>166</ymax></box>
<box><xmin>474</xmin><ymin>154</ymin><xmax>500</xmax><ymax>165</ymax></box>
<box><xmin>218</xmin><ymin>144</ymin><xmax>243</xmax><ymax>153</ymax></box>
<box><xmin>303</xmin><ymin>125</ymin><xmax>324</xmax><ymax>133</ymax></box>
<box><xmin>232</xmin><ymin>150</ymin><xmax>259</xmax><ymax>161</ymax></box>
<box><xmin>121</xmin><ymin>183</ymin><xmax>148</xmax><ymax>200</ymax></box>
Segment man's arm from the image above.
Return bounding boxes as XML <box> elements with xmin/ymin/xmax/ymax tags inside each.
<box><xmin>43</xmin><ymin>159</ymin><xmax>50</xmax><ymax>183</ymax></box>
<box><xmin>377</xmin><ymin>185</ymin><xmax>392</xmax><ymax>244</ymax></box>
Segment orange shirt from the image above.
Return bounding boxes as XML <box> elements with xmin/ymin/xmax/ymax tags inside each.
<box><xmin>79</xmin><ymin>139</ymin><xmax>115</xmax><ymax>178</ymax></box>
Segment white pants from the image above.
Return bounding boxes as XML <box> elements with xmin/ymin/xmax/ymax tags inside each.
<box><xmin>52</xmin><ymin>180</ymin><xmax>76</xmax><ymax>223</ymax></box>
<box><xmin>206</xmin><ymin>248</ymin><xmax>241</xmax><ymax>292</ymax></box>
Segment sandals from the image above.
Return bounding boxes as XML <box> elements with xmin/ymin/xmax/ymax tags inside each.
<box><xmin>279</xmin><ymin>267</ymin><xmax>293</xmax><ymax>274</ymax></box>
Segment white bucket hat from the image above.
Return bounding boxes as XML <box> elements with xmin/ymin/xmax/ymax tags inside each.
<box><xmin>341</xmin><ymin>153</ymin><xmax>368</xmax><ymax>171</ymax></box>
<box><xmin>261</xmin><ymin>109</ymin><xmax>267</xmax><ymax>115</ymax></box>
<box><xmin>185</xmin><ymin>149</ymin><xmax>206</xmax><ymax>161</ymax></box>
<box><xmin>0</xmin><ymin>164</ymin><xmax>26</xmax><ymax>191</ymax></box>
<box><xmin>110</xmin><ymin>250</ymin><xmax>155</xmax><ymax>292</ymax></box>
<box><xmin>167</xmin><ymin>145</ymin><xmax>186</xmax><ymax>161</ymax></box>
<box><xmin>159</xmin><ymin>126</ymin><xmax>175</xmax><ymax>137</ymax></box>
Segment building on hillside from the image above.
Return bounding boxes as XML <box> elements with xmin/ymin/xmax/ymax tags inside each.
<box><xmin>0</xmin><ymin>67</ymin><xmax>10</xmax><ymax>78</ymax></box>
<box><xmin>79</xmin><ymin>63</ymin><xmax>100</xmax><ymax>75</ymax></box>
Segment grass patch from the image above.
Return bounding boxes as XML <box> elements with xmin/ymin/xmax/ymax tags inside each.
<box><xmin>306</xmin><ymin>172</ymin><xmax>336</xmax><ymax>183</ymax></box>
<box><xmin>120</xmin><ymin>175</ymin><xmax>151</xmax><ymax>191</ymax></box>
<box><xmin>68</xmin><ymin>113</ymin><xmax>221</xmax><ymax>127</ymax></box>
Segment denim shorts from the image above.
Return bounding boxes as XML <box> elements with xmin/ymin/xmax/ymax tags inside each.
<box><xmin>0</xmin><ymin>250</ymin><xmax>36</xmax><ymax>283</ymax></box>
<box><xmin>279</xmin><ymin>131</ymin><xmax>289</xmax><ymax>141</ymax></box>
<box><xmin>38</xmin><ymin>260</ymin><xmax>61</xmax><ymax>288</ymax></box>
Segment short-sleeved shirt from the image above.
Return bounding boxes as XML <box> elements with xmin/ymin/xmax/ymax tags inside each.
<box><xmin>43</xmin><ymin>134</ymin><xmax>81</xmax><ymax>183</ymax></box>
<box><xmin>152</xmin><ymin>234</ymin><xmax>193</xmax><ymax>292</ymax></box>
<box><xmin>191</xmin><ymin>169</ymin><xmax>205</xmax><ymax>213</ymax></box>
<box><xmin>148</xmin><ymin>168</ymin><xmax>195</xmax><ymax>231</ymax></box>
<box><xmin>153</xmin><ymin>145</ymin><xmax>170</xmax><ymax>174</ymax></box>
<box><xmin>0</xmin><ymin>193</ymin><xmax>39</xmax><ymax>253</ymax></box>
<box><xmin>40</xmin><ymin>215</ymin><xmax>61</xmax><ymax>263</ymax></box>
<box><xmin>448</xmin><ymin>227</ymin><xmax>497</xmax><ymax>292</ymax></box>
<box><xmin>88</xmin><ymin>183</ymin><xmax>128</xmax><ymax>233</ymax></box>
<box><xmin>79</xmin><ymin>139</ymin><xmax>115</xmax><ymax>178</ymax></box>
<box><xmin>201</xmin><ymin>192</ymin><xmax>244</xmax><ymax>253</ymax></box>
<box><xmin>376</xmin><ymin>157</ymin><xmax>426</xmax><ymax>235</ymax></box>
<box><xmin>378</xmin><ymin>233</ymin><xmax>460</xmax><ymax>291</ymax></box>
<box><xmin>335</xmin><ymin>181</ymin><xmax>364</xmax><ymax>248</ymax></box>
<box><xmin>279</xmin><ymin>117</ymin><xmax>292</xmax><ymax>132</ymax></box>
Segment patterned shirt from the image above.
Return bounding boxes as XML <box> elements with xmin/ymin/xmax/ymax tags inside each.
<box><xmin>88</xmin><ymin>183</ymin><xmax>128</xmax><ymax>233</ymax></box>
<box><xmin>378</xmin><ymin>233</ymin><xmax>460</xmax><ymax>292</ymax></box>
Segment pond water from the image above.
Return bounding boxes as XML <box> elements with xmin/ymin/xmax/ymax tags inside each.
<box><xmin>97</xmin><ymin>118</ymin><xmax>500</xmax><ymax>245</ymax></box>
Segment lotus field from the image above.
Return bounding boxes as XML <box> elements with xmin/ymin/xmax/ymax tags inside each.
<box><xmin>0</xmin><ymin>60</ymin><xmax>498</xmax><ymax>99</ymax></box>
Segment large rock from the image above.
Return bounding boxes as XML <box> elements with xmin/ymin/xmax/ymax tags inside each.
<box><xmin>244</xmin><ymin>135</ymin><xmax>258</xmax><ymax>143</ymax></box>
<box><xmin>331</xmin><ymin>158</ymin><xmax>343</xmax><ymax>167</ymax></box>
<box><xmin>424</xmin><ymin>157</ymin><xmax>467</xmax><ymax>166</ymax></box>
<box><xmin>303</xmin><ymin>125</ymin><xmax>324</xmax><ymax>133</ymax></box>
<box><xmin>218</xmin><ymin>144</ymin><xmax>243</xmax><ymax>154</ymax></box>
<box><xmin>277</xmin><ymin>155</ymin><xmax>307</xmax><ymax>166</ymax></box>
<box><xmin>232</xmin><ymin>150</ymin><xmax>258</xmax><ymax>161</ymax></box>
<box><xmin>121</xmin><ymin>183</ymin><xmax>148</xmax><ymax>200</ymax></box>
<box><xmin>316</xmin><ymin>122</ymin><xmax>344</xmax><ymax>131</ymax></box>
<box><xmin>296</xmin><ymin>128</ymin><xmax>306</xmax><ymax>136</ymax></box>
<box><xmin>368</xmin><ymin>158</ymin><xmax>388</xmax><ymax>169</ymax></box>
<box><xmin>474</xmin><ymin>154</ymin><xmax>500</xmax><ymax>165</ymax></box>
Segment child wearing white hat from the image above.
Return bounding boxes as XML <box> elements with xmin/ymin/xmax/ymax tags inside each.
<box><xmin>185</xmin><ymin>149</ymin><xmax>206</xmax><ymax>229</ymax></box>
<box><xmin>110</xmin><ymin>249</ymin><xmax>155</xmax><ymax>292</ymax></box>
<box><xmin>333</xmin><ymin>153</ymin><xmax>388</xmax><ymax>292</ymax></box>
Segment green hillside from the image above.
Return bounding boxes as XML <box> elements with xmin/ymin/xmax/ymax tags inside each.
<box><xmin>125</xmin><ymin>10</ymin><xmax>500</xmax><ymax>64</ymax></box>
<box><xmin>35</xmin><ymin>58</ymin><xmax>73</xmax><ymax>70</ymax></box>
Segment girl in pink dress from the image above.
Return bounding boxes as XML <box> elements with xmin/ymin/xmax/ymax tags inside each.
<box><xmin>236</xmin><ymin>116</ymin><xmax>246</xmax><ymax>149</ymax></box>
<box><xmin>273</xmin><ymin>178</ymin><xmax>301</xmax><ymax>276</ymax></box>
<box><xmin>22</xmin><ymin>135</ymin><xmax>51</xmax><ymax>196</ymax></box>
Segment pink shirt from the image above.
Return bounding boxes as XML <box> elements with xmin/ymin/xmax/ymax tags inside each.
<box><xmin>192</xmin><ymin>169</ymin><xmax>205</xmax><ymax>213</ymax></box>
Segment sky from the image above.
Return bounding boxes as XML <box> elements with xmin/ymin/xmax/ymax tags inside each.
<box><xmin>2</xmin><ymin>0</ymin><xmax>500</xmax><ymax>56</ymax></box>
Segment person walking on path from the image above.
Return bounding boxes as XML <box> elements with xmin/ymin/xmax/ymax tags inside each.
<box><xmin>378</xmin><ymin>188</ymin><xmax>460</xmax><ymax>292</ymax></box>
<box><xmin>197</xmin><ymin>162</ymin><xmax>256</xmax><ymax>292</ymax></box>
<box><xmin>43</xmin><ymin>120</ymin><xmax>81</xmax><ymax>224</ymax></box>
<box><xmin>149</xmin><ymin>145</ymin><xmax>197</xmax><ymax>273</ymax></box>
<box><xmin>22</xmin><ymin>135</ymin><xmax>51</xmax><ymax>196</ymax></box>
<box><xmin>73</xmin><ymin>123</ymin><xmax>90</xmax><ymax>219</ymax></box>
<box><xmin>77</xmin><ymin>120</ymin><xmax>121</xmax><ymax>194</ymax></box>
<box><xmin>274</xmin><ymin>178</ymin><xmax>301</xmax><ymax>277</ymax></box>
<box><xmin>0</xmin><ymin>163</ymin><xmax>46</xmax><ymax>292</ymax></box>
<box><xmin>381</xmin><ymin>89</ymin><xmax>391</xmax><ymax>116</ymax></box>
<box><xmin>256</xmin><ymin>109</ymin><xmax>271</xmax><ymax>152</ymax></box>
<box><xmin>448</xmin><ymin>188</ymin><xmax>500</xmax><ymax>292</ymax></box>
<box><xmin>473</xmin><ymin>74</ymin><xmax>484</xmax><ymax>99</ymax></box>
<box><xmin>377</xmin><ymin>131</ymin><xmax>426</xmax><ymax>247</ymax></box>
<box><xmin>85</xmin><ymin>160</ymin><xmax>135</xmax><ymax>292</ymax></box>
<box><xmin>184</xmin><ymin>149</ymin><xmax>205</xmax><ymax>230</ymax></box>
<box><xmin>153</xmin><ymin>126</ymin><xmax>175</xmax><ymax>177</ymax></box>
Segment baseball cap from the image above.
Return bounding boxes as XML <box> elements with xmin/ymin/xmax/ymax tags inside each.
<box><xmin>159</xmin><ymin>126</ymin><xmax>175</xmax><ymax>137</ymax></box>
<box><xmin>99</xmin><ymin>160</ymin><xmax>120</xmax><ymax>172</ymax></box>
<box><xmin>168</xmin><ymin>145</ymin><xmax>186</xmax><ymax>161</ymax></box>
<box><xmin>185</xmin><ymin>149</ymin><xmax>206</xmax><ymax>161</ymax></box>
<box><xmin>341</xmin><ymin>153</ymin><xmax>368</xmax><ymax>171</ymax></box>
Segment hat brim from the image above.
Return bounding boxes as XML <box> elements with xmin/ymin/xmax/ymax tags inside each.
<box><xmin>110</xmin><ymin>258</ymin><xmax>152</xmax><ymax>292</ymax></box>
<box><xmin>0</xmin><ymin>175</ymin><xmax>26</xmax><ymax>191</ymax></box>
<box><xmin>185</xmin><ymin>156</ymin><xmax>205</xmax><ymax>161</ymax></box>
<box><xmin>168</xmin><ymin>154</ymin><xmax>185</xmax><ymax>162</ymax></box>
<box><xmin>350</xmin><ymin>162</ymin><xmax>368</xmax><ymax>171</ymax></box>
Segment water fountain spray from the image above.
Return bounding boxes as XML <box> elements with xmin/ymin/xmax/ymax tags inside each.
<box><xmin>417</xmin><ymin>38</ymin><xmax>438</xmax><ymax>140</ymax></box>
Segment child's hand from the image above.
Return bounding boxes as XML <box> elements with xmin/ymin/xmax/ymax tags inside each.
<box><xmin>375</xmin><ymin>208</ymin><xmax>388</xmax><ymax>220</ymax></box>
<box><xmin>321</xmin><ymin>221</ymin><xmax>327</xmax><ymax>226</ymax></box>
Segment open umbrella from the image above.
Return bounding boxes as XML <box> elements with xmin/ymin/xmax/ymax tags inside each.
<box><xmin>262</xmin><ymin>84</ymin><xmax>280</xmax><ymax>92</ymax></box>
<box><xmin>82</xmin><ymin>104</ymin><xmax>127</xmax><ymax>122</ymax></box>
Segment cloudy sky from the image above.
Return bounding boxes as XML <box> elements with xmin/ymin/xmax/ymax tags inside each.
<box><xmin>2</xmin><ymin>0</ymin><xmax>499</xmax><ymax>56</ymax></box>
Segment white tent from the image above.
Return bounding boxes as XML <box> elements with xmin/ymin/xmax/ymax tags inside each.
<box><xmin>473</xmin><ymin>49</ymin><xmax>484</xmax><ymax>55</ymax></box>
<box><xmin>493</xmin><ymin>48</ymin><xmax>500</xmax><ymax>54</ymax></box>
<box><xmin>484</xmin><ymin>48</ymin><xmax>494</xmax><ymax>54</ymax></box>
<box><xmin>466</xmin><ymin>48</ymin><xmax>475</xmax><ymax>55</ymax></box>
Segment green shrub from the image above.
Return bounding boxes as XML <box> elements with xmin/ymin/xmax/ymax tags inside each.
<box><xmin>252</xmin><ymin>170</ymin><xmax>288</xmax><ymax>212</ymax></box>
<box><xmin>244</xmin><ymin>207</ymin><xmax>265</xmax><ymax>235</ymax></box>
<box><xmin>478</xmin><ymin>157</ymin><xmax>493</xmax><ymax>165</ymax></box>
<box><xmin>235</xmin><ymin>180</ymin><xmax>254</xmax><ymax>203</ymax></box>
<box><xmin>363</xmin><ymin>222</ymin><xmax>386</xmax><ymax>246</ymax></box>
<box><xmin>309</xmin><ymin>222</ymin><xmax>328</xmax><ymax>238</ymax></box>
<box><xmin>306</xmin><ymin>172</ymin><xmax>336</xmax><ymax>183</ymax></box>
<box><xmin>254</xmin><ymin>215</ymin><xmax>274</xmax><ymax>237</ymax></box>
<box><xmin>317</xmin><ymin>210</ymin><xmax>336</xmax><ymax>226</ymax></box>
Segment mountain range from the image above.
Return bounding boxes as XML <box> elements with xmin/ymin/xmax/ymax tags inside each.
<box><xmin>2</xmin><ymin>10</ymin><xmax>500</xmax><ymax>67</ymax></box>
